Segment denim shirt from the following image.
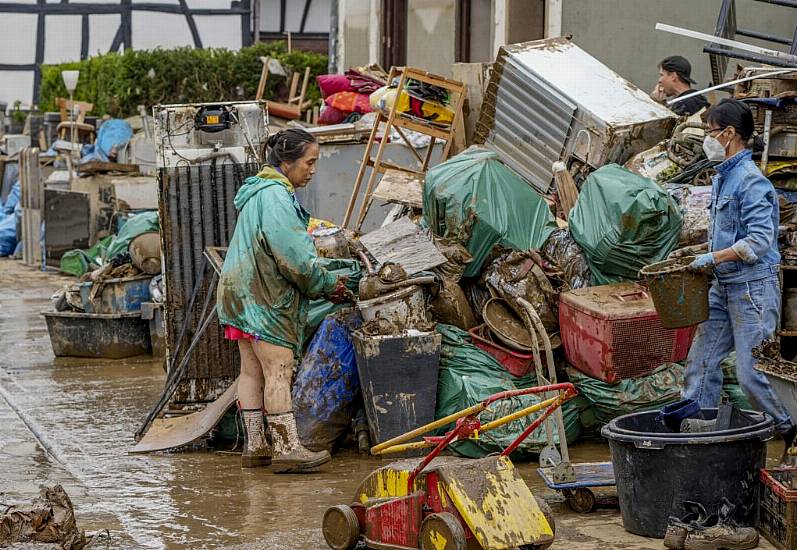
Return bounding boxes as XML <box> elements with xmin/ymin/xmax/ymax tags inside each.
<box><xmin>709</xmin><ymin>149</ymin><xmax>780</xmax><ymax>283</ymax></box>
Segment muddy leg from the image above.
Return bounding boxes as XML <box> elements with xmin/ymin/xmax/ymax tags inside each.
<box><xmin>237</xmin><ymin>339</ymin><xmax>265</xmax><ymax>409</ymax></box>
<box><xmin>251</xmin><ymin>341</ymin><xmax>331</xmax><ymax>473</ymax></box>
<box><xmin>251</xmin><ymin>340</ymin><xmax>294</xmax><ymax>414</ymax></box>
<box><xmin>237</xmin><ymin>340</ymin><xmax>271</xmax><ymax>468</ymax></box>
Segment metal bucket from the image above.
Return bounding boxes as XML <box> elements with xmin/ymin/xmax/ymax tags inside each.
<box><xmin>356</xmin><ymin>285</ymin><xmax>428</xmax><ymax>330</ymax></box>
<box><xmin>640</xmin><ymin>257</ymin><xmax>710</xmax><ymax>329</ymax></box>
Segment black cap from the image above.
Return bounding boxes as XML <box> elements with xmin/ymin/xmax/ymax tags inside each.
<box><xmin>660</xmin><ymin>55</ymin><xmax>696</xmax><ymax>85</ymax></box>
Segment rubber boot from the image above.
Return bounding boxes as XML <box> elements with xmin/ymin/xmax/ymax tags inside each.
<box><xmin>240</xmin><ymin>408</ymin><xmax>272</xmax><ymax>468</ymax></box>
<box><xmin>268</xmin><ymin>412</ymin><xmax>331</xmax><ymax>474</ymax></box>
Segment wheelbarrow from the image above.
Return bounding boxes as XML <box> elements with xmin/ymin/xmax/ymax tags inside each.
<box><xmin>321</xmin><ymin>382</ymin><xmax>579</xmax><ymax>550</ymax></box>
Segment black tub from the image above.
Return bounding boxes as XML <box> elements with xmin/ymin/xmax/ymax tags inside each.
<box><xmin>601</xmin><ymin>409</ymin><xmax>774</xmax><ymax>538</ymax></box>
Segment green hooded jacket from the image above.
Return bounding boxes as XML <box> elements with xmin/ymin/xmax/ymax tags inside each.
<box><xmin>216</xmin><ymin>166</ymin><xmax>342</xmax><ymax>355</ymax></box>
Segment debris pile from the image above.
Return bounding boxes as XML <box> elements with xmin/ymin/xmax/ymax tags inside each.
<box><xmin>0</xmin><ymin>485</ymin><xmax>88</xmax><ymax>550</ymax></box>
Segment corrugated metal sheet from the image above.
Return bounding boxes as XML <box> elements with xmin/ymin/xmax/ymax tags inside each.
<box><xmin>478</xmin><ymin>49</ymin><xmax>577</xmax><ymax>193</ymax></box>
<box><xmin>159</xmin><ymin>162</ymin><xmax>260</xmax><ymax>403</ymax></box>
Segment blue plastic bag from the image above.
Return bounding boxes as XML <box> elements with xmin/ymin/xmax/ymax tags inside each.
<box><xmin>293</xmin><ymin>311</ymin><xmax>362</xmax><ymax>452</ymax></box>
<box><xmin>0</xmin><ymin>209</ymin><xmax>17</xmax><ymax>256</ymax></box>
<box><xmin>2</xmin><ymin>181</ymin><xmax>19</xmax><ymax>215</ymax></box>
<box><xmin>80</xmin><ymin>119</ymin><xmax>133</xmax><ymax>163</ymax></box>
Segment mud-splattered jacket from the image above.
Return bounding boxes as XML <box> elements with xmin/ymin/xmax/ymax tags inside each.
<box><xmin>216</xmin><ymin>166</ymin><xmax>339</xmax><ymax>355</ymax></box>
<box><xmin>710</xmin><ymin>149</ymin><xmax>780</xmax><ymax>284</ymax></box>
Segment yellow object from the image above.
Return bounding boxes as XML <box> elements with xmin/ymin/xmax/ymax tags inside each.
<box><xmin>307</xmin><ymin>217</ymin><xmax>337</xmax><ymax>233</ymax></box>
<box><xmin>355</xmin><ymin>456</ymin><xmax>553</xmax><ymax>549</ymax></box>
<box><xmin>440</xmin><ymin>456</ymin><xmax>553</xmax><ymax>549</ymax></box>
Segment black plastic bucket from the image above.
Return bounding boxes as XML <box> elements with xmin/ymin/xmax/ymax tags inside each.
<box><xmin>352</xmin><ymin>330</ymin><xmax>442</xmax><ymax>448</ymax></box>
<box><xmin>601</xmin><ymin>409</ymin><xmax>774</xmax><ymax>538</ymax></box>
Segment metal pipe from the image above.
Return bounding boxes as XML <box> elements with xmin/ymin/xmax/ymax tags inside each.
<box><xmin>737</xmin><ymin>28</ymin><xmax>792</xmax><ymax>46</ymax></box>
<box><xmin>656</xmin><ymin>22</ymin><xmax>797</xmax><ymax>64</ymax></box>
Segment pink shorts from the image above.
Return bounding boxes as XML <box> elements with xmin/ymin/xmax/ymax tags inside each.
<box><xmin>224</xmin><ymin>325</ymin><xmax>258</xmax><ymax>341</ymax></box>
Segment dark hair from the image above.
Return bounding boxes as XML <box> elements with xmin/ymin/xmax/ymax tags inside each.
<box><xmin>265</xmin><ymin>128</ymin><xmax>317</xmax><ymax>166</ymax></box>
<box><xmin>707</xmin><ymin>99</ymin><xmax>755</xmax><ymax>141</ymax></box>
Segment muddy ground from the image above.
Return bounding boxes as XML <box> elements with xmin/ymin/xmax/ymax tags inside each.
<box><xmin>0</xmin><ymin>259</ymin><xmax>779</xmax><ymax>549</ymax></box>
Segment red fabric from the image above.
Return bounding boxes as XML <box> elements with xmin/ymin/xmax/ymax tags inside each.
<box><xmin>318</xmin><ymin>105</ymin><xmax>348</xmax><ymax>125</ymax></box>
<box><xmin>325</xmin><ymin>91</ymin><xmax>372</xmax><ymax>114</ymax></box>
<box><xmin>224</xmin><ymin>325</ymin><xmax>256</xmax><ymax>341</ymax></box>
<box><xmin>316</xmin><ymin>74</ymin><xmax>354</xmax><ymax>99</ymax></box>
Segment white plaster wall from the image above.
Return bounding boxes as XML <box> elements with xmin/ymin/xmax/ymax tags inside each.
<box><xmin>43</xmin><ymin>15</ymin><xmax>83</xmax><ymax>64</ymax></box>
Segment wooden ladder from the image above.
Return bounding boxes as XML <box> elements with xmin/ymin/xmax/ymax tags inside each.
<box><xmin>342</xmin><ymin>66</ymin><xmax>466</xmax><ymax>231</ymax></box>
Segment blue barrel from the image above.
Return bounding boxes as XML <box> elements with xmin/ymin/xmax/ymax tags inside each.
<box><xmin>79</xmin><ymin>275</ymin><xmax>152</xmax><ymax>314</ymax></box>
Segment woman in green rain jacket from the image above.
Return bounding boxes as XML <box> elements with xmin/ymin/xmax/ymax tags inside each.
<box><xmin>217</xmin><ymin>129</ymin><xmax>351</xmax><ymax>472</ymax></box>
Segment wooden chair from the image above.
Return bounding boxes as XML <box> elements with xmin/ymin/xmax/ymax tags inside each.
<box><xmin>55</xmin><ymin>98</ymin><xmax>96</xmax><ymax>143</ymax></box>
<box><xmin>255</xmin><ymin>57</ymin><xmax>313</xmax><ymax>120</ymax></box>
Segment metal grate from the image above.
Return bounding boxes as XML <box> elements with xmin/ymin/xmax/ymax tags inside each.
<box><xmin>159</xmin><ymin>161</ymin><xmax>260</xmax><ymax>403</ymax></box>
<box><xmin>611</xmin><ymin>318</ymin><xmax>677</xmax><ymax>379</ymax></box>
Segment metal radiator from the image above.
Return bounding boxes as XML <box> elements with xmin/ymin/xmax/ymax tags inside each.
<box><xmin>158</xmin><ymin>161</ymin><xmax>260</xmax><ymax>403</ymax></box>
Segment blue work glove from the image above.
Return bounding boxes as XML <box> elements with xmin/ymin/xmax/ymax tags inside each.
<box><xmin>688</xmin><ymin>253</ymin><xmax>715</xmax><ymax>273</ymax></box>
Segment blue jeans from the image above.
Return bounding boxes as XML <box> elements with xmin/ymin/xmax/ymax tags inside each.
<box><xmin>682</xmin><ymin>274</ymin><xmax>794</xmax><ymax>433</ymax></box>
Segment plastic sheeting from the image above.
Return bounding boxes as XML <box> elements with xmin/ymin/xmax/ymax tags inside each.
<box><xmin>80</xmin><ymin>119</ymin><xmax>134</xmax><ymax>164</ymax></box>
<box><xmin>435</xmin><ymin>324</ymin><xmax>581</xmax><ymax>458</ymax></box>
<box><xmin>294</xmin><ymin>311</ymin><xmax>362</xmax><ymax>452</ymax></box>
<box><xmin>566</xmin><ymin>363</ymin><xmax>685</xmax><ymax>426</ymax></box>
<box><xmin>0</xmin><ymin>182</ymin><xmax>20</xmax><ymax>257</ymax></box>
<box><xmin>569</xmin><ymin>164</ymin><xmax>682</xmax><ymax>285</ymax></box>
<box><xmin>423</xmin><ymin>147</ymin><xmax>557</xmax><ymax>278</ymax></box>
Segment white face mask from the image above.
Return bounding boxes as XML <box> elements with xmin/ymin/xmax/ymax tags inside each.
<box><xmin>702</xmin><ymin>134</ymin><xmax>727</xmax><ymax>162</ymax></box>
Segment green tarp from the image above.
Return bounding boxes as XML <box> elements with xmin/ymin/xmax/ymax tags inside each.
<box><xmin>569</xmin><ymin>164</ymin><xmax>682</xmax><ymax>285</ymax></box>
<box><xmin>435</xmin><ymin>324</ymin><xmax>581</xmax><ymax>459</ymax></box>
<box><xmin>566</xmin><ymin>363</ymin><xmax>686</xmax><ymax>426</ymax></box>
<box><xmin>423</xmin><ymin>147</ymin><xmax>557</xmax><ymax>278</ymax></box>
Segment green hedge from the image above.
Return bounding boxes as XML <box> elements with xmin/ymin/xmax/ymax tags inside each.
<box><xmin>39</xmin><ymin>42</ymin><xmax>328</xmax><ymax>118</ymax></box>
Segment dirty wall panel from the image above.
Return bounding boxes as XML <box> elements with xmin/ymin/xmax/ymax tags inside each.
<box><xmin>159</xmin><ymin>162</ymin><xmax>259</xmax><ymax>404</ymax></box>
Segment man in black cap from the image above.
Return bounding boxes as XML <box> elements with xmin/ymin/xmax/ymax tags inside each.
<box><xmin>651</xmin><ymin>55</ymin><xmax>710</xmax><ymax>116</ymax></box>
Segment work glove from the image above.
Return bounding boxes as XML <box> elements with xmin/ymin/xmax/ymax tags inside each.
<box><xmin>668</xmin><ymin>243</ymin><xmax>709</xmax><ymax>260</ymax></box>
<box><xmin>328</xmin><ymin>277</ymin><xmax>355</xmax><ymax>304</ymax></box>
<box><xmin>688</xmin><ymin>253</ymin><xmax>715</xmax><ymax>273</ymax></box>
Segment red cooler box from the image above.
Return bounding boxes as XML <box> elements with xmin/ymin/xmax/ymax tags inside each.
<box><xmin>559</xmin><ymin>282</ymin><xmax>697</xmax><ymax>384</ymax></box>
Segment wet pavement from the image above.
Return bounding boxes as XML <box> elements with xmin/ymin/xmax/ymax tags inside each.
<box><xmin>0</xmin><ymin>258</ymin><xmax>779</xmax><ymax>549</ymax></box>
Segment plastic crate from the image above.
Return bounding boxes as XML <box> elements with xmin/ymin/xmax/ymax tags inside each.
<box><xmin>760</xmin><ymin>468</ymin><xmax>797</xmax><ymax>550</ymax></box>
<box><xmin>469</xmin><ymin>324</ymin><xmax>535</xmax><ymax>377</ymax></box>
<box><xmin>559</xmin><ymin>283</ymin><xmax>697</xmax><ymax>384</ymax></box>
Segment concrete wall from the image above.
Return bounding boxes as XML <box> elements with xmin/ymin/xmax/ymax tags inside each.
<box><xmin>338</xmin><ymin>0</ymin><xmax>372</xmax><ymax>70</ymax></box>
<box><xmin>561</xmin><ymin>0</ymin><xmax>797</xmax><ymax>92</ymax></box>
<box><xmin>406</xmin><ymin>0</ymin><xmax>457</xmax><ymax>75</ymax></box>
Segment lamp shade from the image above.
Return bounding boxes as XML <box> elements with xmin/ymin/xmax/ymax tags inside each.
<box><xmin>61</xmin><ymin>70</ymin><xmax>80</xmax><ymax>93</ymax></box>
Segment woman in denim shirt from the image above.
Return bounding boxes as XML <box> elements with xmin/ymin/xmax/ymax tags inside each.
<box><xmin>682</xmin><ymin>99</ymin><xmax>795</xmax><ymax>462</ymax></box>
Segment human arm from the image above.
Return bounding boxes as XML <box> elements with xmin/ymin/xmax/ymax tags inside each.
<box><xmin>261</xmin><ymin>192</ymin><xmax>340</xmax><ymax>299</ymax></box>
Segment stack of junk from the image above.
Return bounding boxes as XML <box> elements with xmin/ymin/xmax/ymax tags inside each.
<box><xmin>22</xmin><ymin>35</ymin><xmax>797</xmax><ymax>548</ymax></box>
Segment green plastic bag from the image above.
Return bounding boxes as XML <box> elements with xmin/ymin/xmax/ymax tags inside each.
<box><xmin>569</xmin><ymin>164</ymin><xmax>682</xmax><ymax>285</ymax></box>
<box><xmin>59</xmin><ymin>236</ymin><xmax>113</xmax><ymax>277</ymax></box>
<box><xmin>423</xmin><ymin>147</ymin><xmax>557</xmax><ymax>278</ymax></box>
<box><xmin>435</xmin><ymin>324</ymin><xmax>581</xmax><ymax>459</ymax></box>
<box><xmin>566</xmin><ymin>363</ymin><xmax>686</xmax><ymax>426</ymax></box>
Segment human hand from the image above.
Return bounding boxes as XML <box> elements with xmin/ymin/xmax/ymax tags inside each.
<box><xmin>688</xmin><ymin>253</ymin><xmax>715</xmax><ymax>273</ymax></box>
<box><xmin>668</xmin><ymin>243</ymin><xmax>709</xmax><ymax>260</ymax></box>
<box><xmin>328</xmin><ymin>277</ymin><xmax>354</xmax><ymax>304</ymax></box>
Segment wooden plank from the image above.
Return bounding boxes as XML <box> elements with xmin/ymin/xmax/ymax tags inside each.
<box><xmin>22</xmin><ymin>207</ymin><xmax>41</xmax><ymax>268</ymax></box>
<box><xmin>372</xmin><ymin>169</ymin><xmax>424</xmax><ymax>209</ymax></box>
<box><xmin>78</xmin><ymin>161</ymin><xmax>139</xmax><ymax>175</ymax></box>
<box><xmin>359</xmin><ymin>216</ymin><xmax>446</xmax><ymax>275</ymax></box>
<box><xmin>392</xmin><ymin>115</ymin><xmax>453</xmax><ymax>140</ymax></box>
<box><xmin>364</xmin><ymin>158</ymin><xmax>425</xmax><ymax>176</ymax></box>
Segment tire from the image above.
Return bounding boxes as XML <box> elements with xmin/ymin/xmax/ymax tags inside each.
<box><xmin>565</xmin><ymin>488</ymin><xmax>596</xmax><ymax>514</ymax></box>
<box><xmin>420</xmin><ymin>512</ymin><xmax>466</xmax><ymax>550</ymax></box>
<box><xmin>322</xmin><ymin>505</ymin><xmax>360</xmax><ymax>550</ymax></box>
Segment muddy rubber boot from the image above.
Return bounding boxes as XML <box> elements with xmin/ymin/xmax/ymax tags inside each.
<box><xmin>268</xmin><ymin>412</ymin><xmax>331</xmax><ymax>474</ymax></box>
<box><xmin>241</xmin><ymin>408</ymin><xmax>272</xmax><ymax>468</ymax></box>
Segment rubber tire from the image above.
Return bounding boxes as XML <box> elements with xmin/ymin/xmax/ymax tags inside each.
<box><xmin>420</xmin><ymin>512</ymin><xmax>467</xmax><ymax>550</ymax></box>
<box><xmin>322</xmin><ymin>505</ymin><xmax>360</xmax><ymax>550</ymax></box>
<box><xmin>566</xmin><ymin>488</ymin><xmax>596</xmax><ymax>514</ymax></box>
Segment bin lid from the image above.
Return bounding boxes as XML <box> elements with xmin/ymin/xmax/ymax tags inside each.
<box><xmin>560</xmin><ymin>282</ymin><xmax>657</xmax><ymax>321</ymax></box>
